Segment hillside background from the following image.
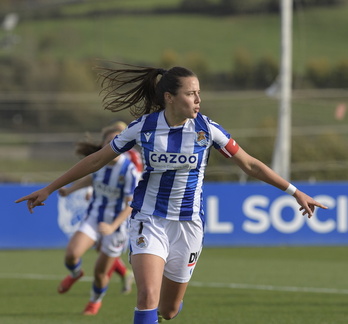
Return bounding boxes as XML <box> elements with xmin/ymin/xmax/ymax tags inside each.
<box><xmin>0</xmin><ymin>0</ymin><xmax>347</xmax><ymax>182</ymax></box>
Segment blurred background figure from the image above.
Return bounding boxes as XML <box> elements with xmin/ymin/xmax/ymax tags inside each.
<box><xmin>57</xmin><ymin>125</ymin><xmax>139</xmax><ymax>315</ymax></box>
<box><xmin>0</xmin><ymin>12</ymin><xmax>20</xmax><ymax>49</ymax></box>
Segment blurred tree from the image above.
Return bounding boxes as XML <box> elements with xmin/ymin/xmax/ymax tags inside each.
<box><xmin>305</xmin><ymin>57</ymin><xmax>331</xmax><ymax>88</ymax></box>
<box><xmin>253</xmin><ymin>55</ymin><xmax>279</xmax><ymax>88</ymax></box>
<box><xmin>232</xmin><ymin>47</ymin><xmax>253</xmax><ymax>88</ymax></box>
<box><xmin>184</xmin><ymin>51</ymin><xmax>210</xmax><ymax>77</ymax></box>
<box><xmin>0</xmin><ymin>56</ymin><xmax>31</xmax><ymax>91</ymax></box>
<box><xmin>332</xmin><ymin>59</ymin><xmax>348</xmax><ymax>88</ymax></box>
<box><xmin>159</xmin><ymin>49</ymin><xmax>179</xmax><ymax>69</ymax></box>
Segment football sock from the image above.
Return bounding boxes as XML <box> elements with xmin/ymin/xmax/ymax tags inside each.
<box><xmin>133</xmin><ymin>307</ymin><xmax>158</xmax><ymax>324</ymax></box>
<box><xmin>65</xmin><ymin>259</ymin><xmax>82</xmax><ymax>278</ymax></box>
<box><xmin>90</xmin><ymin>283</ymin><xmax>108</xmax><ymax>303</ymax></box>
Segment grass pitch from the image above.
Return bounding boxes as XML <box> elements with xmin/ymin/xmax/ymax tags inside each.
<box><xmin>0</xmin><ymin>247</ymin><xmax>348</xmax><ymax>323</ymax></box>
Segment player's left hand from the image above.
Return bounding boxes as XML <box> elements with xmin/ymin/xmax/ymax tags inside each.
<box><xmin>293</xmin><ymin>190</ymin><xmax>328</xmax><ymax>218</ymax></box>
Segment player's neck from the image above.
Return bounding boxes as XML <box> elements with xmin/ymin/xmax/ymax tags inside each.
<box><xmin>164</xmin><ymin>111</ymin><xmax>187</xmax><ymax>127</ymax></box>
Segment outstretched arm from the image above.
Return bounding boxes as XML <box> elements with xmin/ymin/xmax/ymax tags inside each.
<box><xmin>58</xmin><ymin>175</ymin><xmax>93</xmax><ymax>197</ymax></box>
<box><xmin>15</xmin><ymin>144</ymin><xmax>118</xmax><ymax>213</ymax></box>
<box><xmin>231</xmin><ymin>147</ymin><xmax>328</xmax><ymax>218</ymax></box>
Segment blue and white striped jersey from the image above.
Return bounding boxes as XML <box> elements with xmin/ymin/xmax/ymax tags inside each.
<box><xmin>86</xmin><ymin>154</ymin><xmax>138</xmax><ymax>224</ymax></box>
<box><xmin>110</xmin><ymin>111</ymin><xmax>233</xmax><ymax>222</ymax></box>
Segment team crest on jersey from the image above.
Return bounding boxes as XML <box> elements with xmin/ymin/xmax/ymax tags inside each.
<box><xmin>196</xmin><ymin>130</ymin><xmax>208</xmax><ymax>146</ymax></box>
<box><xmin>136</xmin><ymin>235</ymin><xmax>147</xmax><ymax>248</ymax></box>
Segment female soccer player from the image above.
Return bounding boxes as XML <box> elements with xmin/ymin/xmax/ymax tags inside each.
<box><xmin>56</xmin><ymin>125</ymin><xmax>139</xmax><ymax>315</ymax></box>
<box><xmin>16</xmin><ymin>63</ymin><xmax>327</xmax><ymax>323</ymax></box>
<box><xmin>82</xmin><ymin>121</ymin><xmax>143</xmax><ymax>285</ymax></box>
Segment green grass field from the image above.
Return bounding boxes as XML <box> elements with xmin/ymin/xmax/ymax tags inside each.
<box><xmin>1</xmin><ymin>247</ymin><xmax>348</xmax><ymax>323</ymax></box>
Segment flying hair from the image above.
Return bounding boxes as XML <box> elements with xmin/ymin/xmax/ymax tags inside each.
<box><xmin>96</xmin><ymin>61</ymin><xmax>196</xmax><ymax>118</ymax></box>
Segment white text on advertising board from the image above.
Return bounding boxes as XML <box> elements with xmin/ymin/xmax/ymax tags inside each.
<box><xmin>205</xmin><ymin>195</ymin><xmax>346</xmax><ymax>234</ymax></box>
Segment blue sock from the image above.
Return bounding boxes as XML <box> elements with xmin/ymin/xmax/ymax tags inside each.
<box><xmin>90</xmin><ymin>283</ymin><xmax>108</xmax><ymax>302</ymax></box>
<box><xmin>65</xmin><ymin>259</ymin><xmax>82</xmax><ymax>277</ymax></box>
<box><xmin>133</xmin><ymin>308</ymin><xmax>158</xmax><ymax>324</ymax></box>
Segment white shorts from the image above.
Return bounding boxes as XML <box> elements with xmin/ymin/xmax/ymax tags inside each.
<box><xmin>129</xmin><ymin>212</ymin><xmax>204</xmax><ymax>283</ymax></box>
<box><xmin>78</xmin><ymin>215</ymin><xmax>128</xmax><ymax>258</ymax></box>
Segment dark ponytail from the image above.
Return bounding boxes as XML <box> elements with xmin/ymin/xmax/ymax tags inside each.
<box><xmin>97</xmin><ymin>62</ymin><xmax>195</xmax><ymax>118</ymax></box>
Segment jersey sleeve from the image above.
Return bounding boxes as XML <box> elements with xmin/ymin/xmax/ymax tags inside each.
<box><xmin>110</xmin><ymin>118</ymin><xmax>141</xmax><ymax>154</ymax></box>
<box><xmin>208</xmin><ymin>117</ymin><xmax>240</xmax><ymax>158</ymax></box>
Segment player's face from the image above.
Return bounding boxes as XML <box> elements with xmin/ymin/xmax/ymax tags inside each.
<box><xmin>170</xmin><ymin>76</ymin><xmax>201</xmax><ymax>120</ymax></box>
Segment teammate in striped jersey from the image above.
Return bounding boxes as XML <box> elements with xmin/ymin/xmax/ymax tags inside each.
<box><xmin>16</xmin><ymin>63</ymin><xmax>327</xmax><ymax>324</ymax></box>
<box><xmin>84</xmin><ymin>121</ymin><xmax>143</xmax><ymax>285</ymax></box>
<box><xmin>56</xmin><ymin>126</ymin><xmax>139</xmax><ymax>315</ymax></box>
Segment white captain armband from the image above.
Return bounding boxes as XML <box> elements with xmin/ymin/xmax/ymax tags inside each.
<box><xmin>218</xmin><ymin>138</ymin><xmax>240</xmax><ymax>158</ymax></box>
<box><xmin>285</xmin><ymin>183</ymin><xmax>297</xmax><ymax>196</ymax></box>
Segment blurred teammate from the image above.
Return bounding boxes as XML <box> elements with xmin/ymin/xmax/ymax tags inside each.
<box><xmin>84</xmin><ymin>121</ymin><xmax>143</xmax><ymax>284</ymax></box>
<box><xmin>16</xmin><ymin>63</ymin><xmax>327</xmax><ymax>323</ymax></box>
<box><xmin>57</xmin><ymin>125</ymin><xmax>139</xmax><ymax>315</ymax></box>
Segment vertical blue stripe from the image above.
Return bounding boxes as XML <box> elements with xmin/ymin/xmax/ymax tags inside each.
<box><xmin>132</xmin><ymin>113</ymin><xmax>160</xmax><ymax>212</ymax></box>
<box><xmin>141</xmin><ymin>112</ymin><xmax>160</xmax><ymax>171</ymax></box>
<box><xmin>179</xmin><ymin>114</ymin><xmax>209</xmax><ymax>220</ymax></box>
<box><xmin>113</xmin><ymin>159</ymin><xmax>131</xmax><ymax>228</ymax></box>
<box><xmin>167</xmin><ymin>127</ymin><xmax>183</xmax><ymax>151</ymax></box>
<box><xmin>154</xmin><ymin>127</ymin><xmax>183</xmax><ymax>217</ymax></box>
<box><xmin>86</xmin><ymin>200</ymin><xmax>93</xmax><ymax>219</ymax></box>
<box><xmin>97</xmin><ymin>167</ymin><xmax>112</xmax><ymax>223</ymax></box>
<box><xmin>129</xmin><ymin>166</ymin><xmax>137</xmax><ymax>194</ymax></box>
